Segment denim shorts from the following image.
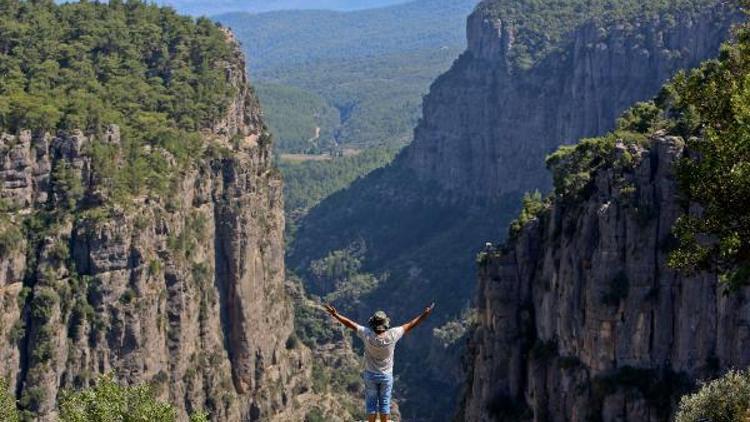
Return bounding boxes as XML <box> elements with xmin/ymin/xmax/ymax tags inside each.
<box><xmin>364</xmin><ymin>370</ymin><xmax>393</xmax><ymax>415</ymax></box>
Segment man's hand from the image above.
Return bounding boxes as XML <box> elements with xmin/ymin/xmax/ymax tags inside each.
<box><xmin>324</xmin><ymin>304</ymin><xmax>338</xmax><ymax>317</ymax></box>
<box><xmin>403</xmin><ymin>302</ymin><xmax>436</xmax><ymax>334</ymax></box>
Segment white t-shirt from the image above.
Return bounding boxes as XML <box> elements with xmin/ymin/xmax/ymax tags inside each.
<box><xmin>355</xmin><ymin>325</ymin><xmax>405</xmax><ymax>374</ymax></box>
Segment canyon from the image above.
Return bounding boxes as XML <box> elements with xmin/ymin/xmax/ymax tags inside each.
<box><xmin>289</xmin><ymin>1</ymin><xmax>741</xmax><ymax>418</ymax></box>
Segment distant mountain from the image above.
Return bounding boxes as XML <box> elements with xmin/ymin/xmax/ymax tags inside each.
<box><xmin>217</xmin><ymin>0</ymin><xmax>476</xmax><ymax>72</ymax></box>
<box><xmin>152</xmin><ymin>0</ymin><xmax>412</xmax><ymax>16</ymax></box>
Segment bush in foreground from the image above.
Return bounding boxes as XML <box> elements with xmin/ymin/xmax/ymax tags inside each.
<box><xmin>675</xmin><ymin>370</ymin><xmax>750</xmax><ymax>422</ymax></box>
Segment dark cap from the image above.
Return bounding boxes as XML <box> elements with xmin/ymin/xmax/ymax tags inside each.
<box><xmin>368</xmin><ymin>311</ymin><xmax>390</xmax><ymax>333</ymax></box>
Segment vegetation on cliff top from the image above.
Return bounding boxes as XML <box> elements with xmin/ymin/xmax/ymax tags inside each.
<box><xmin>478</xmin><ymin>0</ymin><xmax>724</xmax><ymax>69</ymax></box>
<box><xmin>0</xmin><ymin>0</ymin><xmax>240</xmax><ymax>204</ymax></box>
<box><xmin>0</xmin><ymin>0</ymin><xmax>235</xmax><ymax>133</ymax></box>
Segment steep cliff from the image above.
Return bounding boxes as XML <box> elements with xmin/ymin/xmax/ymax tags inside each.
<box><xmin>461</xmin><ymin>8</ymin><xmax>750</xmax><ymax>419</ymax></box>
<box><xmin>289</xmin><ymin>1</ymin><xmax>740</xmax><ymax>418</ymax></box>
<box><xmin>0</xmin><ymin>3</ymin><xmax>318</xmax><ymax>420</ymax></box>
<box><xmin>461</xmin><ymin>134</ymin><xmax>750</xmax><ymax>421</ymax></box>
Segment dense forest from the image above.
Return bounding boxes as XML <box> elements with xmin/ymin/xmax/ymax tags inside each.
<box><xmin>217</xmin><ymin>0</ymin><xmax>477</xmax><ymax>152</ymax></box>
<box><xmin>255</xmin><ymin>82</ymin><xmax>339</xmax><ymax>153</ymax></box>
<box><xmin>280</xmin><ymin>145</ymin><xmax>400</xmax><ymax>227</ymax></box>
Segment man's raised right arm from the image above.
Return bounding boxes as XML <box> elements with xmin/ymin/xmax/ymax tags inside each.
<box><xmin>402</xmin><ymin>302</ymin><xmax>435</xmax><ymax>334</ymax></box>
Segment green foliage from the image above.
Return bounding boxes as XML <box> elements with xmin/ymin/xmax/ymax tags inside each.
<box><xmin>280</xmin><ymin>145</ymin><xmax>399</xmax><ymax>221</ymax></box>
<box><xmin>479</xmin><ymin>0</ymin><xmax>718</xmax><ymax>70</ymax></box>
<box><xmin>509</xmin><ymin>191</ymin><xmax>548</xmax><ymax>238</ymax></box>
<box><xmin>675</xmin><ymin>370</ymin><xmax>750</xmax><ymax>422</ymax></box>
<box><xmin>616</xmin><ymin>101</ymin><xmax>665</xmax><ymax>134</ymax></box>
<box><xmin>59</xmin><ymin>374</ymin><xmax>177</xmax><ymax>422</ymax></box>
<box><xmin>255</xmin><ymin>83</ymin><xmax>338</xmax><ymax>154</ymax></box>
<box><xmin>433</xmin><ymin>308</ymin><xmax>477</xmax><ymax>348</ymax></box>
<box><xmin>51</xmin><ymin>162</ymin><xmax>84</xmax><ymax>210</ymax></box>
<box><xmin>9</xmin><ymin>319</ymin><xmax>24</xmax><ymax>343</ymax></box>
<box><xmin>30</xmin><ymin>288</ymin><xmax>59</xmax><ymax>322</ymax></box>
<box><xmin>189</xmin><ymin>410</ymin><xmax>210</xmax><ymax>422</ymax></box>
<box><xmin>309</xmin><ymin>248</ymin><xmax>364</xmax><ymax>287</ymax></box>
<box><xmin>304</xmin><ymin>407</ymin><xmax>326</xmax><ymax>422</ymax></box>
<box><xmin>0</xmin><ymin>378</ymin><xmax>18</xmax><ymax>422</ymax></box>
<box><xmin>293</xmin><ymin>297</ymin><xmax>340</xmax><ymax>348</ymax></box>
<box><xmin>663</xmin><ymin>22</ymin><xmax>750</xmax><ymax>287</ymax></box>
<box><xmin>0</xmin><ymin>215</ymin><xmax>23</xmax><ymax>255</ymax></box>
<box><xmin>546</xmin><ymin>131</ymin><xmax>647</xmax><ymax>199</ymax></box>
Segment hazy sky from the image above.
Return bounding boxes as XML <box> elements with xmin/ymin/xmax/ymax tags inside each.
<box><xmin>148</xmin><ymin>0</ymin><xmax>413</xmax><ymax>16</ymax></box>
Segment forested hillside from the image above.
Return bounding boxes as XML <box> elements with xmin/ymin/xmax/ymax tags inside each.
<box><xmin>216</xmin><ymin>0</ymin><xmax>477</xmax><ymax>153</ymax></box>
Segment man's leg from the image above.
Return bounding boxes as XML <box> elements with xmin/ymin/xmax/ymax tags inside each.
<box><xmin>364</xmin><ymin>372</ymin><xmax>378</xmax><ymax>422</ymax></box>
<box><xmin>378</xmin><ymin>374</ymin><xmax>394</xmax><ymax>422</ymax></box>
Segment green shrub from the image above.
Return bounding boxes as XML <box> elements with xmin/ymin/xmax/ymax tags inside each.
<box><xmin>59</xmin><ymin>374</ymin><xmax>177</xmax><ymax>422</ymax></box>
<box><xmin>675</xmin><ymin>370</ymin><xmax>750</xmax><ymax>422</ymax></box>
<box><xmin>0</xmin><ymin>378</ymin><xmax>18</xmax><ymax>422</ymax></box>
<box><xmin>304</xmin><ymin>407</ymin><xmax>326</xmax><ymax>422</ymax></box>
<box><xmin>30</xmin><ymin>288</ymin><xmax>59</xmax><ymax>322</ymax></box>
<box><xmin>119</xmin><ymin>289</ymin><xmax>136</xmax><ymax>305</ymax></box>
<box><xmin>0</xmin><ymin>217</ymin><xmax>23</xmax><ymax>255</ymax></box>
<box><xmin>546</xmin><ymin>133</ymin><xmax>646</xmax><ymax>200</ymax></box>
<box><xmin>8</xmin><ymin>320</ymin><xmax>24</xmax><ymax>343</ymax></box>
<box><xmin>509</xmin><ymin>191</ymin><xmax>548</xmax><ymax>238</ymax></box>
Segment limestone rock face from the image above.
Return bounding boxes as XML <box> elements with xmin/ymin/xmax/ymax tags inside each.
<box><xmin>460</xmin><ymin>137</ymin><xmax>750</xmax><ymax>421</ymax></box>
<box><xmin>0</xmin><ymin>36</ymin><xmax>312</xmax><ymax>421</ymax></box>
<box><xmin>402</xmin><ymin>2</ymin><xmax>737</xmax><ymax>201</ymax></box>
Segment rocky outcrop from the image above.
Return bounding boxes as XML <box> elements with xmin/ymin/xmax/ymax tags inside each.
<box><xmin>0</xmin><ymin>35</ymin><xmax>312</xmax><ymax>421</ymax></box>
<box><xmin>461</xmin><ymin>136</ymin><xmax>750</xmax><ymax>421</ymax></box>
